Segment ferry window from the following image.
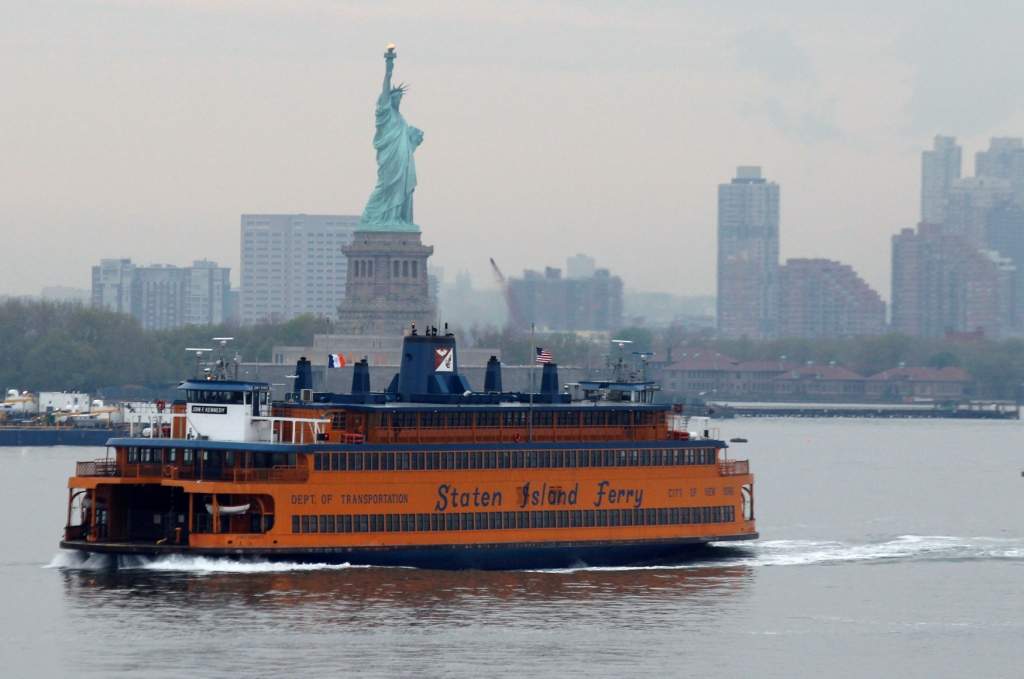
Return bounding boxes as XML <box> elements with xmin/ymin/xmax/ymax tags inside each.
<box><xmin>647</xmin><ymin>509</ymin><xmax>657</xmax><ymax>525</ymax></box>
<box><xmin>325</xmin><ymin>515</ymin><xmax>336</xmax><ymax>532</ymax></box>
<box><xmin>557</xmin><ymin>411</ymin><xmax>578</xmax><ymax>426</ymax></box>
<box><xmin>545</xmin><ymin>511</ymin><xmax>556</xmax><ymax>528</ymax></box>
<box><xmin>314</xmin><ymin>454</ymin><xmax>323</xmax><ymax>471</ymax></box>
<box><xmin>558</xmin><ymin>512</ymin><xmax>569</xmax><ymax>528</ymax></box>
<box><xmin>524</xmin><ymin>451</ymin><xmax>536</xmax><ymax>468</ymax></box>
<box><xmin>581</xmin><ymin>451</ymin><xmax>592</xmax><ymax>467</ymax></box>
<box><xmin>382</xmin><ymin>453</ymin><xmax>394</xmax><ymax>470</ymax></box>
<box><xmin>630</xmin><ymin>450</ymin><xmax>640</xmax><ymax>466</ymax></box>
<box><xmin>338</xmin><ymin>515</ymin><xmax>351</xmax><ymax>532</ymax></box>
<box><xmin>597</xmin><ymin>510</ymin><xmax>608</xmax><ymax>527</ymax></box>
<box><xmin>552</xmin><ymin>451</ymin><xmax>563</xmax><ymax>467</ymax></box>
<box><xmin>639</xmin><ymin>450</ymin><xmax>650</xmax><ymax>466</ymax></box>
<box><xmin>300</xmin><ymin>515</ymin><xmax>311</xmax><ymax>533</ymax></box>
<box><xmin>331</xmin><ymin>454</ymin><xmax>341</xmax><ymax>471</ymax></box>
<box><xmin>184</xmin><ymin>449</ymin><xmax>194</xmax><ymax>464</ymax></box>
<box><xmin>511</xmin><ymin>451</ymin><xmax>523</xmax><ymax>468</ymax></box>
<box><xmin>430</xmin><ymin>514</ymin><xmax>442</xmax><ymax>531</ymax></box>
<box><xmin>168</xmin><ymin>449</ymin><xmax>177</xmax><ymax>463</ymax></box>
<box><xmin>371</xmin><ymin>515</ymin><xmax>384</xmax><ymax>532</ymax></box>
<box><xmin>354</xmin><ymin>515</ymin><xmax>367</xmax><ymax>532</ymax></box>
<box><xmin>623</xmin><ymin>510</ymin><xmax>636</xmax><ymax>526</ymax></box>
<box><xmin>292</xmin><ymin>516</ymin><xmax>300</xmax><ymax>533</ymax></box>
<box><xmin>331</xmin><ymin>412</ymin><xmax>347</xmax><ymax>429</ymax></box>
<box><xmin>127</xmin><ymin>447</ymin><xmax>139</xmax><ymax>463</ymax></box>
<box><xmin>425</xmin><ymin>452</ymin><xmax>437</xmax><ymax>470</ymax></box>
<box><xmin>352</xmin><ymin>453</ymin><xmax>364</xmax><ymax>471</ymax></box>
<box><xmin>385</xmin><ymin>514</ymin><xmax>395</xmax><ymax>532</ymax></box>
<box><xmin>538</xmin><ymin>451</ymin><xmax>550</xmax><ymax>467</ymax></box>
<box><xmin>609</xmin><ymin>510</ymin><xmax>621</xmax><ymax>526</ymax></box>
<box><xmin>584</xmin><ymin>510</ymin><xmax>595</xmax><ymax>527</ymax></box>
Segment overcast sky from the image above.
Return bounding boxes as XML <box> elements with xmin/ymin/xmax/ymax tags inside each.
<box><xmin>4</xmin><ymin>1</ymin><xmax>1024</xmax><ymax>300</ymax></box>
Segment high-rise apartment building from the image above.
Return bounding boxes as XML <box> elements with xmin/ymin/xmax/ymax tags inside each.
<box><xmin>921</xmin><ymin>135</ymin><xmax>961</xmax><ymax>224</ymax></box>
<box><xmin>91</xmin><ymin>258</ymin><xmax>231</xmax><ymax>330</ymax></box>
<box><xmin>717</xmin><ymin>166</ymin><xmax>779</xmax><ymax>339</ymax></box>
<box><xmin>975</xmin><ymin>137</ymin><xmax>1024</xmax><ymax>202</ymax></box>
<box><xmin>777</xmin><ymin>259</ymin><xmax>886</xmax><ymax>338</ymax></box>
<box><xmin>566</xmin><ymin>253</ymin><xmax>596</xmax><ymax>279</ymax></box>
<box><xmin>944</xmin><ymin>176</ymin><xmax>1013</xmax><ymax>246</ymax></box>
<box><xmin>891</xmin><ymin>224</ymin><xmax>1014</xmax><ymax>338</ymax></box>
<box><xmin>240</xmin><ymin>214</ymin><xmax>359</xmax><ymax>325</ymax></box>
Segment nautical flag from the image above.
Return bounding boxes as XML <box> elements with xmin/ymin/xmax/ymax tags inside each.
<box><xmin>535</xmin><ymin>347</ymin><xmax>552</xmax><ymax>364</ymax></box>
<box><xmin>434</xmin><ymin>346</ymin><xmax>454</xmax><ymax>372</ymax></box>
<box><xmin>328</xmin><ymin>353</ymin><xmax>347</xmax><ymax>368</ymax></box>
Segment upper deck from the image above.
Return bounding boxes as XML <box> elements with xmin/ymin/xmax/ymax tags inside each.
<box><xmin>129</xmin><ymin>329</ymin><xmax>706</xmax><ymax>448</ymax></box>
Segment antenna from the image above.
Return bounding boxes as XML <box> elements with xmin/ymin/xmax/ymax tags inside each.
<box><xmin>185</xmin><ymin>347</ymin><xmax>213</xmax><ymax>379</ymax></box>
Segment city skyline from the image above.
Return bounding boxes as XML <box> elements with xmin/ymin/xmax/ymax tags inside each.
<box><xmin>6</xmin><ymin>3</ymin><xmax>1024</xmax><ymax>301</ymax></box>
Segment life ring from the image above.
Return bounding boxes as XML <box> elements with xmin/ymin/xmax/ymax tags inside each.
<box><xmin>512</xmin><ymin>433</ymin><xmax>522</xmax><ymax>443</ymax></box>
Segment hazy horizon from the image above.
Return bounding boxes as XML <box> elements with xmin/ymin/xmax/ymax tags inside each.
<box><xmin>5</xmin><ymin>1</ymin><xmax>1024</xmax><ymax>300</ymax></box>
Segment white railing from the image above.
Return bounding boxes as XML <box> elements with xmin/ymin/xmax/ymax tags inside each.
<box><xmin>667</xmin><ymin>414</ymin><xmax>719</xmax><ymax>440</ymax></box>
<box><xmin>251</xmin><ymin>416</ymin><xmax>331</xmax><ymax>444</ymax></box>
<box><xmin>125</xmin><ymin>411</ymin><xmax>330</xmax><ymax>444</ymax></box>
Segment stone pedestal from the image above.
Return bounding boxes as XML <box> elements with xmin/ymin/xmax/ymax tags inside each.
<box><xmin>337</xmin><ymin>230</ymin><xmax>436</xmax><ymax>335</ymax></box>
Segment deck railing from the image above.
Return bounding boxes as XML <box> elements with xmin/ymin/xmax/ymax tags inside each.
<box><xmin>377</xmin><ymin>424</ymin><xmax>663</xmax><ymax>445</ymax></box>
<box><xmin>75</xmin><ymin>459</ymin><xmax>119</xmax><ymax>477</ymax></box>
<box><xmin>719</xmin><ymin>460</ymin><xmax>750</xmax><ymax>476</ymax></box>
<box><xmin>75</xmin><ymin>460</ymin><xmax>307</xmax><ymax>483</ymax></box>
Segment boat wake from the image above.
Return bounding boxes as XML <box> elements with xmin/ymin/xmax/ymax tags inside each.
<box><xmin>534</xmin><ymin>535</ymin><xmax>1024</xmax><ymax>573</ymax></box>
<box><xmin>44</xmin><ymin>551</ymin><xmax>370</xmax><ymax>573</ymax></box>
<box><xmin>44</xmin><ymin>535</ymin><xmax>1024</xmax><ymax>574</ymax></box>
<box><xmin>731</xmin><ymin>534</ymin><xmax>1024</xmax><ymax>568</ymax></box>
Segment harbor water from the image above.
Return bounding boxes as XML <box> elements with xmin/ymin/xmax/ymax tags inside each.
<box><xmin>1</xmin><ymin>419</ymin><xmax>1022</xmax><ymax>678</ymax></box>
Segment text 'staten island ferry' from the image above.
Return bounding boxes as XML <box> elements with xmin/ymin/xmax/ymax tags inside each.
<box><xmin>61</xmin><ymin>329</ymin><xmax>756</xmax><ymax>569</ymax></box>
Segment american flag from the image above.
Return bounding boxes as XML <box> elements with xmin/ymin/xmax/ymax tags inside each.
<box><xmin>535</xmin><ymin>347</ymin><xmax>553</xmax><ymax>364</ymax></box>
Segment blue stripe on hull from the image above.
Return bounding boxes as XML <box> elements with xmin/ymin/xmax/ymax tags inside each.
<box><xmin>61</xmin><ymin>535</ymin><xmax>757</xmax><ymax>570</ymax></box>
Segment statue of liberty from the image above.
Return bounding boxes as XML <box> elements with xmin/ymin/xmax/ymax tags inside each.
<box><xmin>360</xmin><ymin>44</ymin><xmax>424</xmax><ymax>232</ymax></box>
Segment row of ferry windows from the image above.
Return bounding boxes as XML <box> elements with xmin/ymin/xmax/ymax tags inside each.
<box><xmin>292</xmin><ymin>505</ymin><xmax>736</xmax><ymax>534</ymax></box>
<box><xmin>313</xmin><ymin>447</ymin><xmax>718</xmax><ymax>472</ymax></box>
<box><xmin>125</xmin><ymin>447</ymin><xmax>297</xmax><ymax>468</ymax></box>
<box><xmin>379</xmin><ymin>410</ymin><xmax>658</xmax><ymax>429</ymax></box>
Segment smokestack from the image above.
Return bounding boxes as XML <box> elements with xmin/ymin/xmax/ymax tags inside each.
<box><xmin>351</xmin><ymin>358</ymin><xmax>371</xmax><ymax>395</ymax></box>
<box><xmin>540</xmin><ymin>363</ymin><xmax>559</xmax><ymax>395</ymax></box>
<box><xmin>293</xmin><ymin>357</ymin><xmax>313</xmax><ymax>394</ymax></box>
<box><xmin>484</xmin><ymin>356</ymin><xmax>502</xmax><ymax>393</ymax></box>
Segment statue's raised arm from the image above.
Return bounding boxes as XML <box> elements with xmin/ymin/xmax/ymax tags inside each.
<box><xmin>359</xmin><ymin>44</ymin><xmax>422</xmax><ymax>232</ymax></box>
<box><xmin>380</xmin><ymin>45</ymin><xmax>396</xmax><ymax>102</ymax></box>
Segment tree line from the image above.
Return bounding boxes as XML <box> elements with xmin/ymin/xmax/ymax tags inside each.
<box><xmin>2</xmin><ymin>299</ymin><xmax>1022</xmax><ymax>399</ymax></box>
<box><xmin>0</xmin><ymin>300</ymin><xmax>333</xmax><ymax>396</ymax></box>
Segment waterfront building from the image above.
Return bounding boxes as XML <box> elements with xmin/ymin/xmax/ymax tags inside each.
<box><xmin>91</xmin><ymin>258</ymin><xmax>231</xmax><ymax>330</ymax></box>
<box><xmin>891</xmin><ymin>224</ymin><xmax>1014</xmax><ymax>338</ymax></box>
<box><xmin>921</xmin><ymin>135</ymin><xmax>961</xmax><ymax>225</ymax></box>
<box><xmin>716</xmin><ymin>166</ymin><xmax>780</xmax><ymax>339</ymax></box>
<box><xmin>865</xmin><ymin>366</ymin><xmax>972</xmax><ymax>401</ymax></box>
<box><xmin>508</xmin><ymin>265</ymin><xmax>623</xmax><ymax>332</ymax></box>
<box><xmin>240</xmin><ymin>214</ymin><xmax>359</xmax><ymax>325</ymax></box>
<box><xmin>777</xmin><ymin>259</ymin><xmax>886</xmax><ymax>338</ymax></box>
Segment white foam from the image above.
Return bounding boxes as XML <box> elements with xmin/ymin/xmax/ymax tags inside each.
<box><xmin>129</xmin><ymin>555</ymin><xmax>372</xmax><ymax>573</ymax></box>
<box><xmin>44</xmin><ymin>535</ymin><xmax>1024</xmax><ymax>574</ymax></box>
<box><xmin>531</xmin><ymin>535</ymin><xmax>1024</xmax><ymax>573</ymax></box>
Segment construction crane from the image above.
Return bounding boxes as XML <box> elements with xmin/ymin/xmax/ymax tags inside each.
<box><xmin>489</xmin><ymin>257</ymin><xmax>525</xmax><ymax>330</ymax></box>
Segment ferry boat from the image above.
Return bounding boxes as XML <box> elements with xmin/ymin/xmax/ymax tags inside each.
<box><xmin>60</xmin><ymin>329</ymin><xmax>756</xmax><ymax>569</ymax></box>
